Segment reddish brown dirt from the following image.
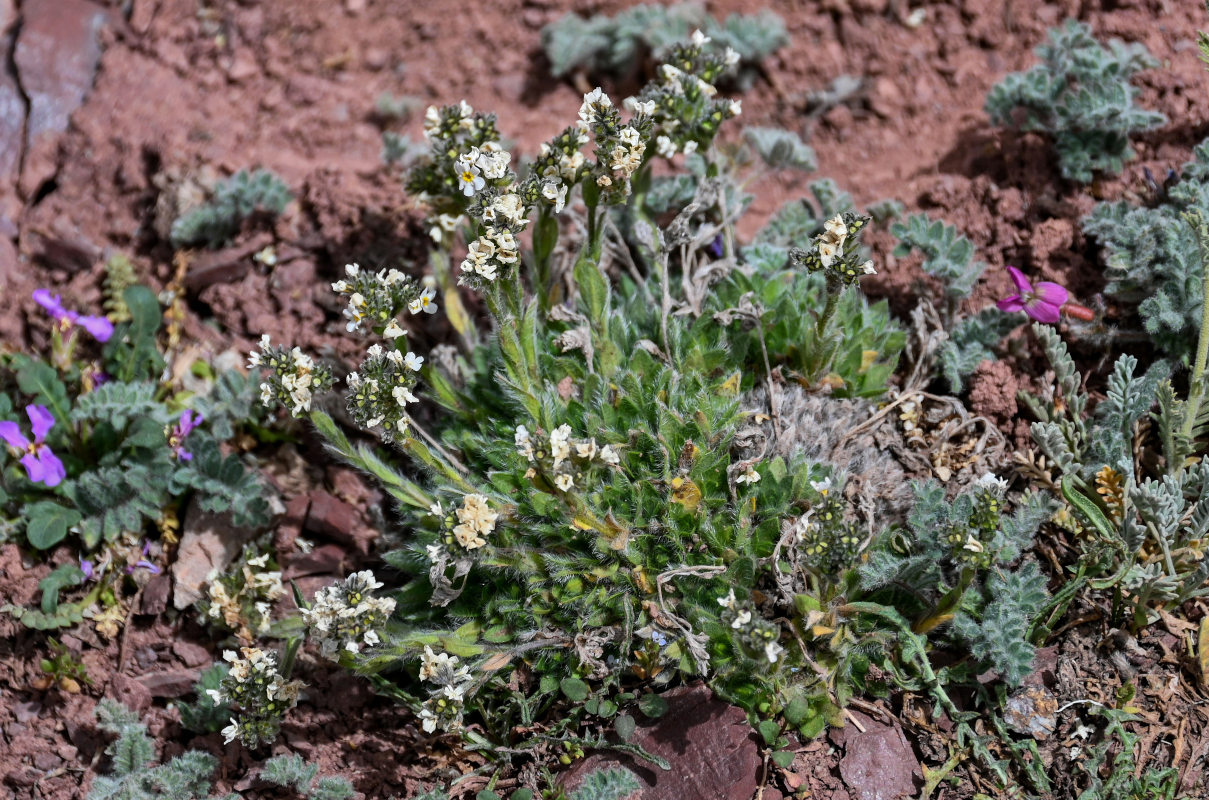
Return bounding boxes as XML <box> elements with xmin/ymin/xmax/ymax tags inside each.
<box><xmin>3</xmin><ymin>0</ymin><xmax>1209</xmax><ymax>798</ymax></box>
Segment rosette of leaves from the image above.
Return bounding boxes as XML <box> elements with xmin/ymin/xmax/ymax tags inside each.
<box><xmin>985</xmin><ymin>20</ymin><xmax>1165</xmax><ymax>182</ymax></box>
<box><xmin>1083</xmin><ymin>139</ymin><xmax>1209</xmax><ymax>361</ymax></box>
<box><xmin>541</xmin><ymin>2</ymin><xmax>787</xmax><ymax>87</ymax></box>
<box><xmin>170</xmin><ymin>168</ymin><xmax>292</xmax><ymax>249</ymax></box>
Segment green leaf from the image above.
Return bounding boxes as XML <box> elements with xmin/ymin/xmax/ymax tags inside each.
<box><xmin>758</xmin><ymin>719</ymin><xmax>780</xmax><ymax>746</ymax></box>
<box><xmin>783</xmin><ymin>697</ymin><xmax>810</xmax><ymax>726</ymax></box>
<box><xmin>560</xmin><ymin>676</ymin><xmax>590</xmax><ymax>702</ymax></box>
<box><xmin>614</xmin><ymin>713</ymin><xmax>636</xmax><ymax>741</ymax></box>
<box><xmin>15</xmin><ymin>361</ymin><xmax>70</xmax><ymax>424</ymax></box>
<box><xmin>637</xmin><ymin>693</ymin><xmax>668</xmax><ymax>718</ymax></box>
<box><xmin>25</xmin><ymin>502</ymin><xmax>82</xmax><ymax>550</ymax></box>
<box><xmin>1061</xmin><ymin>476</ymin><xmax>1117</xmax><ymax>539</ymax></box>
<box><xmin>39</xmin><ymin>563</ymin><xmax>85</xmax><ymax>613</ymax></box>
<box><xmin>771</xmin><ymin>750</ymin><xmax>795</xmax><ymax>768</ymax></box>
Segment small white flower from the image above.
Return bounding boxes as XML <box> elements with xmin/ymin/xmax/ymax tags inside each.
<box><xmin>656</xmin><ymin>135</ymin><xmax>677</xmax><ymax>159</ymax></box>
<box><xmin>576</xmin><ymin>438</ymin><xmax>598</xmax><ymax>460</ymax></box>
<box><xmin>456</xmin><ymin>161</ymin><xmax>485</xmax><ymax>197</ymax></box>
<box><xmin>221</xmin><ymin>720</ymin><xmax>240</xmax><ymax>744</ymax></box>
<box><xmin>367</xmin><ymin>343</ymin><xmax>383</xmax><ymax>358</ymax></box>
<box><xmin>682</xmin><ymin>140</ymin><xmax>698</xmax><ymax>156</ymax></box>
<box><xmin>206</xmin><ymin>689</ymin><xmax>224</xmax><ymax>704</ymax></box>
<box><xmin>419</xmin><ymin>707</ymin><xmax>438</xmax><ymax>733</ymax></box>
<box><xmin>555</xmin><ymin>473</ymin><xmax>574</xmax><ymax>491</ymax></box>
<box><xmin>724</xmin><ymin>47</ymin><xmax>740</xmax><ymax>67</ymax></box>
<box><xmin>393</xmin><ymin>385</ymin><xmax>418</xmax><ymax>405</ymax></box>
<box><xmin>718</xmin><ymin>588</ymin><xmax>737</xmax><ymax>609</ymax></box>
<box><xmin>404</xmin><ymin>352</ymin><xmax>424</xmax><ymax>371</ymax></box>
<box><xmin>810</xmin><ymin>477</ymin><xmax>833</xmax><ymax>495</ymax></box>
<box><xmin>732</xmin><ymin>609</ymin><xmax>752</xmax><ymax>629</ymax></box>
<box><xmin>599</xmin><ymin>444</ymin><xmax>620</xmax><ymax>465</ymax></box>
<box><xmin>860</xmin><ymin>260</ymin><xmax>877</xmax><ymax>275</ymax></box>
<box><xmin>728</xmin><ymin>99</ymin><xmax>742</xmax><ymax>117</ymax></box>
<box><xmin>409</xmin><ymin>286</ymin><xmax>438</xmax><ymax>315</ymax></box>
<box><xmin>425</xmin><ymin>543</ymin><xmax>444</xmax><ymax>561</ymax></box>
<box><xmin>736</xmin><ymin>467</ymin><xmax>760</xmax><ymax>485</ymax></box>
<box><xmin>384</xmin><ymin>319</ymin><xmax>407</xmax><ymax>339</ymax></box>
<box><xmin>579</xmin><ymin>87</ymin><xmax>612</xmax><ymax>125</ymax></box>
<box><xmin>764</xmin><ymin>640</ymin><xmax>784</xmax><ymax>664</ymax></box>
<box><xmin>963</xmin><ymin>535</ymin><xmax>985</xmax><ymax>554</ymax></box>
<box><xmin>690</xmin><ymin>29</ymin><xmax>711</xmax><ymax>47</ymax></box>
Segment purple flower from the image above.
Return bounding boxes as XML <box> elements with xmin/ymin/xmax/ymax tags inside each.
<box><xmin>168</xmin><ymin>409</ymin><xmax>204</xmax><ymax>461</ymax></box>
<box><xmin>996</xmin><ymin>266</ymin><xmax>1069</xmax><ymax>325</ymax></box>
<box><xmin>0</xmin><ymin>405</ymin><xmax>66</xmax><ymax>487</ymax></box>
<box><xmin>125</xmin><ymin>541</ymin><xmax>161</xmax><ymax>575</ymax></box>
<box><xmin>79</xmin><ymin>557</ymin><xmax>94</xmax><ymax>581</ymax></box>
<box><xmin>33</xmin><ymin>289</ymin><xmax>114</xmax><ymax>343</ymax></box>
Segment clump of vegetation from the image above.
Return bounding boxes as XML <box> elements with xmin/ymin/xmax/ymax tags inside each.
<box><xmin>170</xmin><ymin>168</ymin><xmax>292</xmax><ymax>248</ymax></box>
<box><xmin>89</xmin><ymin>700</ymin><xmax>356</xmax><ymax>800</ymax></box>
<box><xmin>985</xmin><ymin>20</ymin><xmax>1165</xmax><ymax>182</ymax></box>
<box><xmin>0</xmin><ymin>282</ymin><xmax>268</xmax><ymax>631</ymax></box>
<box><xmin>1083</xmin><ymin>140</ymin><xmax>1209</xmax><ymax>361</ymax></box>
<box><xmin>239</xmin><ymin>35</ymin><xmax>1061</xmax><ymax>779</ymax></box>
<box><xmin>541</xmin><ymin>2</ymin><xmax>787</xmax><ymax>89</ymax></box>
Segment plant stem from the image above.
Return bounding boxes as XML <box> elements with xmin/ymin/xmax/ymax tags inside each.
<box><xmin>1181</xmin><ymin>210</ymin><xmax>1209</xmax><ymax>440</ymax></box>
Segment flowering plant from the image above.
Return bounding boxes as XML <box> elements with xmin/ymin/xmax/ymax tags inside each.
<box><xmin>237</xmin><ymin>31</ymin><xmax>1058</xmax><ymax>763</ymax></box>
<box><xmin>1</xmin><ymin>283</ymin><xmax>270</xmax><ymax>635</ymax></box>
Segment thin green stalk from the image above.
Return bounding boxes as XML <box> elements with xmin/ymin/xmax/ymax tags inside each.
<box><xmin>1181</xmin><ymin>210</ymin><xmax>1209</xmax><ymax>440</ymax></box>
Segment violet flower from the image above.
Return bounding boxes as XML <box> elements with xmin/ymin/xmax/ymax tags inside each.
<box><xmin>0</xmin><ymin>405</ymin><xmax>66</xmax><ymax>487</ymax></box>
<box><xmin>126</xmin><ymin>541</ymin><xmax>161</xmax><ymax>575</ymax></box>
<box><xmin>996</xmin><ymin>266</ymin><xmax>1068</xmax><ymax>325</ymax></box>
<box><xmin>168</xmin><ymin>409</ymin><xmax>204</xmax><ymax>462</ymax></box>
<box><xmin>79</xmin><ymin>557</ymin><xmax>94</xmax><ymax>581</ymax></box>
<box><xmin>33</xmin><ymin>289</ymin><xmax>114</xmax><ymax>343</ymax></box>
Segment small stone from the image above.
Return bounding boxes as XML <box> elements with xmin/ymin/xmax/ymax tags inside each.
<box><xmin>134</xmin><ymin>646</ymin><xmax>159</xmax><ymax>670</ymax></box>
<box><xmin>305</xmin><ymin>491</ymin><xmax>376</xmax><ymax>553</ymax></box>
<box><xmin>109</xmin><ymin>674</ymin><xmax>152</xmax><ymax>713</ymax></box>
<box><xmin>183</xmin><ymin>232</ymin><xmax>274</xmax><ymax>291</ymax></box>
<box><xmin>831</xmin><ymin>710</ymin><xmax>921</xmax><ymax>800</ymax></box>
<box><xmin>137</xmin><ymin>667</ymin><xmax>200</xmax><ymax>698</ymax></box>
<box><xmin>139</xmin><ymin>572</ymin><xmax>172</xmax><ymax>615</ymax></box>
<box><xmin>173</xmin><ymin>501</ymin><xmax>259</xmax><ymax>610</ymax></box>
<box><xmin>284</xmin><ymin>543</ymin><xmax>346</xmax><ymax>579</ymax></box>
<box><xmin>33</xmin><ymin>751</ymin><xmax>62</xmax><ymax>771</ymax></box>
<box><xmin>13</xmin><ymin>699</ymin><xmax>42</xmax><ymax>722</ymax></box>
<box><xmin>4</xmin><ymin>767</ymin><xmax>39</xmax><ymax>788</ymax></box>
<box><xmin>172</xmin><ymin>640</ymin><xmax>212</xmax><ymax>668</ymax></box>
<box><xmin>559</xmin><ymin>683</ymin><xmax>761</xmax><ymax>800</ymax></box>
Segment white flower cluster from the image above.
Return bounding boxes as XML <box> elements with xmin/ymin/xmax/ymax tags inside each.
<box><xmin>210</xmin><ymin>647</ymin><xmax>303</xmax><ymax>747</ymax></box>
<box><xmin>206</xmin><ymin>551</ymin><xmax>284</xmax><ymax>641</ymax></box>
<box><xmin>417</xmin><ymin>645</ymin><xmax>473</xmax><ymax>734</ymax></box>
<box><xmin>332</xmin><ymin>262</ymin><xmax>436</xmax><ymax>335</ymax></box>
<box><xmin>422</xmin><ymin>99</ymin><xmax>474</xmax><ymax>141</ymax></box>
<box><xmin>460</xmin><ymin>225</ymin><xmax>520</xmax><ymax>283</ymax></box>
<box><xmin>301</xmin><ymin>570</ymin><xmax>397</xmax><ymax>659</ymax></box>
<box><xmin>346</xmin><ymin>342</ymin><xmax>424</xmax><ymax>439</ymax></box>
<box><xmin>248</xmin><ymin>334</ymin><xmax>335</xmax><ymax>417</ymax></box>
<box><xmin>718</xmin><ymin>589</ymin><xmax>784</xmax><ymax>665</ymax></box>
<box><xmin>515</xmin><ymin>423</ymin><xmax>620</xmax><ymax>492</ymax></box>
<box><xmin>455</xmin><ymin>142</ymin><xmax>512</xmax><ymax>198</ymax></box>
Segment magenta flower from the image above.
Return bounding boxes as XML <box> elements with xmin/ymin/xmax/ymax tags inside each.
<box><xmin>33</xmin><ymin>289</ymin><xmax>114</xmax><ymax>343</ymax></box>
<box><xmin>0</xmin><ymin>405</ymin><xmax>67</xmax><ymax>487</ymax></box>
<box><xmin>168</xmin><ymin>409</ymin><xmax>204</xmax><ymax>461</ymax></box>
<box><xmin>996</xmin><ymin>266</ymin><xmax>1069</xmax><ymax>324</ymax></box>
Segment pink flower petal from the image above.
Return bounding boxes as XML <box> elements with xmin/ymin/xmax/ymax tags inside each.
<box><xmin>0</xmin><ymin>420</ymin><xmax>28</xmax><ymax>450</ymax></box>
<box><xmin>997</xmin><ymin>296</ymin><xmax>1026</xmax><ymax>313</ymax></box>
<box><xmin>1005</xmin><ymin>266</ymin><xmax>1033</xmax><ymax>295</ymax></box>
<box><xmin>25</xmin><ymin>405</ymin><xmax>55</xmax><ymax>443</ymax></box>
<box><xmin>1025</xmin><ymin>299</ymin><xmax>1062</xmax><ymax>324</ymax></box>
<box><xmin>1032</xmin><ymin>281</ymin><xmax>1069</xmax><ymax>306</ymax></box>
